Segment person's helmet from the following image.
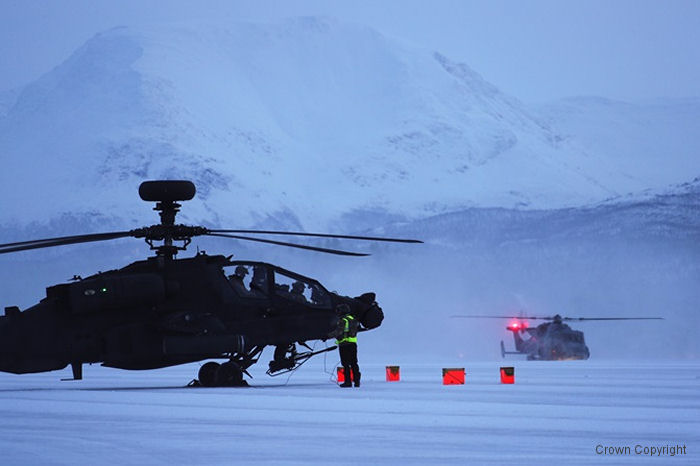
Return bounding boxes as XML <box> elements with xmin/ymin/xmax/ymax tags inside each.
<box><xmin>292</xmin><ymin>281</ymin><xmax>304</xmax><ymax>292</ymax></box>
<box><xmin>235</xmin><ymin>266</ymin><xmax>248</xmax><ymax>277</ymax></box>
<box><xmin>336</xmin><ymin>303</ymin><xmax>351</xmax><ymax>315</ymax></box>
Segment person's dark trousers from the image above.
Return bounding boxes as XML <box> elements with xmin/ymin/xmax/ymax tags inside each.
<box><xmin>339</xmin><ymin>343</ymin><xmax>360</xmax><ymax>388</ymax></box>
<box><xmin>340</xmin><ymin>367</ymin><xmax>352</xmax><ymax>387</ymax></box>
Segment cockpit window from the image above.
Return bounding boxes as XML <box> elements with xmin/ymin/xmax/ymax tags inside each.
<box><xmin>224</xmin><ymin>264</ymin><xmax>269</xmax><ymax>298</ymax></box>
<box><xmin>273</xmin><ymin>270</ymin><xmax>331</xmax><ymax>307</ymax></box>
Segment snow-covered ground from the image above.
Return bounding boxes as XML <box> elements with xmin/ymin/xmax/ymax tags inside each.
<box><xmin>1</xmin><ymin>357</ymin><xmax>697</xmax><ymax>465</ymax></box>
<box><xmin>0</xmin><ymin>12</ymin><xmax>698</xmax><ymax>466</ymax></box>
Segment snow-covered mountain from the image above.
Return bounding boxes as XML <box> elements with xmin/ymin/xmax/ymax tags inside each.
<box><xmin>539</xmin><ymin>96</ymin><xmax>700</xmax><ymax>193</ymax></box>
<box><xmin>2</xmin><ymin>17</ymin><xmax>698</xmax><ymax>235</ymax></box>
<box><xmin>0</xmin><ymin>17</ymin><xmax>698</xmax><ymax>359</ymax></box>
<box><xmin>376</xmin><ymin>178</ymin><xmax>700</xmax><ymax>247</ymax></box>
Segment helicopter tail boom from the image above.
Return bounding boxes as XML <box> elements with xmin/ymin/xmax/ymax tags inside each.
<box><xmin>500</xmin><ymin>340</ymin><xmax>525</xmax><ymax>358</ymax></box>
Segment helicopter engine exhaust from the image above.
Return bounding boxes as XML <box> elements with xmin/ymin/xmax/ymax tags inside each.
<box><xmin>50</xmin><ymin>274</ymin><xmax>167</xmax><ymax>314</ymax></box>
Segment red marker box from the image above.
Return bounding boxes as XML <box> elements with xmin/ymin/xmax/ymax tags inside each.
<box><xmin>500</xmin><ymin>366</ymin><xmax>515</xmax><ymax>384</ymax></box>
<box><xmin>337</xmin><ymin>367</ymin><xmax>354</xmax><ymax>383</ymax></box>
<box><xmin>386</xmin><ymin>366</ymin><xmax>400</xmax><ymax>382</ymax></box>
<box><xmin>442</xmin><ymin>368</ymin><xmax>465</xmax><ymax>385</ymax></box>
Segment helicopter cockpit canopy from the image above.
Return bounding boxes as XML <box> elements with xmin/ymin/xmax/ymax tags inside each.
<box><xmin>224</xmin><ymin>262</ymin><xmax>332</xmax><ymax>308</ymax></box>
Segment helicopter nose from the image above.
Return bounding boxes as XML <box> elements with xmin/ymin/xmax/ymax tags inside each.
<box><xmin>361</xmin><ymin>299</ymin><xmax>384</xmax><ymax>329</ymax></box>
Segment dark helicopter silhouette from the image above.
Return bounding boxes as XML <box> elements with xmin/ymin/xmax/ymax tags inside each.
<box><xmin>452</xmin><ymin>314</ymin><xmax>664</xmax><ymax>360</ymax></box>
<box><xmin>0</xmin><ymin>180</ymin><xmax>421</xmax><ymax>386</ymax></box>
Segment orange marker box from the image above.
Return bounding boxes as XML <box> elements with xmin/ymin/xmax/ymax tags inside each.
<box><xmin>442</xmin><ymin>368</ymin><xmax>465</xmax><ymax>385</ymax></box>
<box><xmin>386</xmin><ymin>366</ymin><xmax>400</xmax><ymax>382</ymax></box>
<box><xmin>500</xmin><ymin>366</ymin><xmax>515</xmax><ymax>384</ymax></box>
<box><xmin>337</xmin><ymin>367</ymin><xmax>353</xmax><ymax>383</ymax></box>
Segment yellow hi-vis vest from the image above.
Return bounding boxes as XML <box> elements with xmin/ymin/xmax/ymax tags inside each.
<box><xmin>336</xmin><ymin>315</ymin><xmax>358</xmax><ymax>345</ymax></box>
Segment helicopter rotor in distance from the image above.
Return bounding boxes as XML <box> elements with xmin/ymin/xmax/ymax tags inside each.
<box><xmin>450</xmin><ymin>314</ymin><xmax>665</xmax><ymax>322</ymax></box>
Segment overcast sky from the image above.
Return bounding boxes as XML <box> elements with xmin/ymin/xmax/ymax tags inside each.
<box><xmin>1</xmin><ymin>0</ymin><xmax>699</xmax><ymax>103</ymax></box>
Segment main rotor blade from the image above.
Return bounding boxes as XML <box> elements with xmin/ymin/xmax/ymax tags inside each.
<box><xmin>450</xmin><ymin>315</ymin><xmax>550</xmax><ymax>320</ymax></box>
<box><xmin>0</xmin><ymin>231</ymin><xmax>134</xmax><ymax>254</ymax></box>
<box><xmin>562</xmin><ymin>317</ymin><xmax>665</xmax><ymax>321</ymax></box>
<box><xmin>206</xmin><ymin>233</ymin><xmax>369</xmax><ymax>256</ymax></box>
<box><xmin>209</xmin><ymin>229</ymin><xmax>423</xmax><ymax>243</ymax></box>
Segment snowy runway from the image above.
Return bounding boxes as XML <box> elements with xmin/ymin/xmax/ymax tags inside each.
<box><xmin>0</xmin><ymin>360</ymin><xmax>697</xmax><ymax>465</ymax></box>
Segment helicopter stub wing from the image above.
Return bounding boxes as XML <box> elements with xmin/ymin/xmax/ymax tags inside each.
<box><xmin>266</xmin><ymin>344</ymin><xmax>338</xmax><ymax>376</ymax></box>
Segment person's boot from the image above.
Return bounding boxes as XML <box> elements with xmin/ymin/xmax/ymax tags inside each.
<box><xmin>353</xmin><ymin>370</ymin><xmax>361</xmax><ymax>388</ymax></box>
<box><xmin>340</xmin><ymin>367</ymin><xmax>352</xmax><ymax>387</ymax></box>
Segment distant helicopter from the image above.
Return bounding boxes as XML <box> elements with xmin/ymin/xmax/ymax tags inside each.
<box><xmin>452</xmin><ymin>314</ymin><xmax>664</xmax><ymax>360</ymax></box>
<box><xmin>0</xmin><ymin>180</ymin><xmax>421</xmax><ymax>386</ymax></box>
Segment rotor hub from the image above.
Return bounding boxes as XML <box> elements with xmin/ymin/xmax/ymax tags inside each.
<box><xmin>137</xmin><ymin>181</ymin><xmax>199</xmax><ymax>258</ymax></box>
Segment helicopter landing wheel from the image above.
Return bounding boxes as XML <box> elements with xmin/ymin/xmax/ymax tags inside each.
<box><xmin>216</xmin><ymin>361</ymin><xmax>247</xmax><ymax>387</ymax></box>
<box><xmin>198</xmin><ymin>361</ymin><xmax>220</xmax><ymax>387</ymax></box>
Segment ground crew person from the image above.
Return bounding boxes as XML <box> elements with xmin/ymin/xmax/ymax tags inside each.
<box><xmin>336</xmin><ymin>306</ymin><xmax>360</xmax><ymax>388</ymax></box>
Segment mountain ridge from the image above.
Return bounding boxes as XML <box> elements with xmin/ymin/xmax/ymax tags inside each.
<box><xmin>0</xmin><ymin>17</ymin><xmax>698</xmax><ymax>234</ymax></box>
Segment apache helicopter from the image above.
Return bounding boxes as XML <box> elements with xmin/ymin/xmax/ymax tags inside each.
<box><xmin>0</xmin><ymin>180</ymin><xmax>421</xmax><ymax>386</ymax></box>
<box><xmin>452</xmin><ymin>314</ymin><xmax>664</xmax><ymax>360</ymax></box>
